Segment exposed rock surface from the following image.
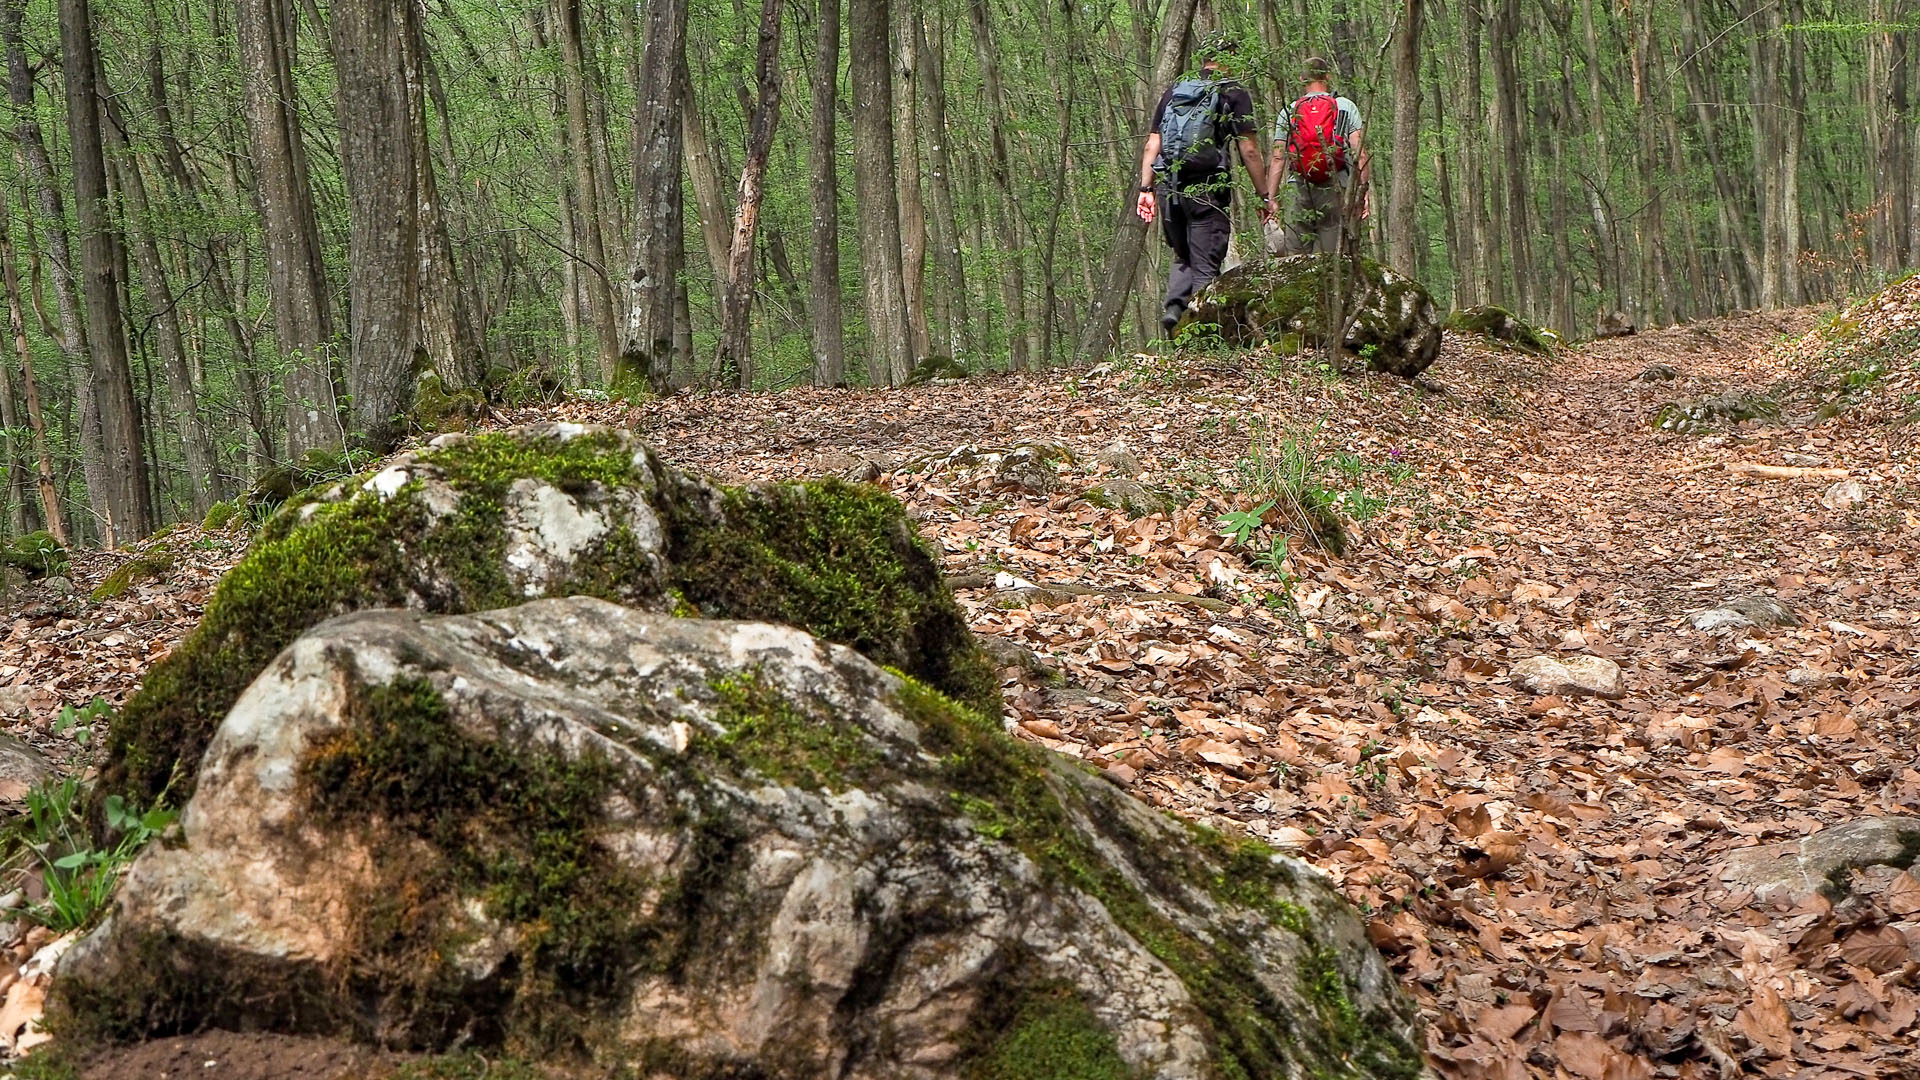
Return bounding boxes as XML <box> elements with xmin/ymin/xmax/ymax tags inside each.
<box><xmin>101</xmin><ymin>423</ymin><xmax>996</xmax><ymax>812</ymax></box>
<box><xmin>1720</xmin><ymin>817</ymin><xmax>1920</xmax><ymax>903</ymax></box>
<box><xmin>1081</xmin><ymin>478</ymin><xmax>1174</xmax><ymax>519</ymax></box>
<box><xmin>1509</xmin><ymin>655</ymin><xmax>1626</xmax><ymax>699</ymax></box>
<box><xmin>992</xmin><ymin>443</ymin><xmax>1070</xmax><ymax>494</ymax></box>
<box><xmin>1187</xmin><ymin>254</ymin><xmax>1442</xmax><ymax>378</ymax></box>
<box><xmin>1443</xmin><ymin>305</ymin><xmax>1552</xmax><ymax>356</ymax></box>
<box><xmin>0</xmin><ymin>735</ymin><xmax>49</xmax><ymax>802</ymax></box>
<box><xmin>1689</xmin><ymin>595</ymin><xmax>1798</xmax><ymax>632</ymax></box>
<box><xmin>1820</xmin><ymin>478</ymin><xmax>1868</xmax><ymax>511</ymax></box>
<box><xmin>1096</xmin><ymin>439</ymin><xmax>1145</xmax><ymax>477</ymax></box>
<box><xmin>1632</xmin><ymin>363</ymin><xmax>1680</xmax><ymax>383</ymax></box>
<box><xmin>62</xmin><ymin>598</ymin><xmax>1424</xmax><ymax>1078</ymax></box>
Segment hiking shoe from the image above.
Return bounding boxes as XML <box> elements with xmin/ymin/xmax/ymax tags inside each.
<box><xmin>1161</xmin><ymin>311</ymin><xmax>1182</xmax><ymax>338</ymax></box>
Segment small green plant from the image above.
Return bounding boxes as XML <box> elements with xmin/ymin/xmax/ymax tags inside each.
<box><xmin>53</xmin><ymin>697</ymin><xmax>112</xmax><ymax>747</ymax></box>
<box><xmin>1217</xmin><ymin>499</ymin><xmax>1275</xmax><ymax>546</ymax></box>
<box><xmin>12</xmin><ymin>778</ymin><xmax>175</xmax><ymax>933</ymax></box>
<box><xmin>1252</xmin><ymin>534</ymin><xmax>1290</xmax><ymax>574</ymax></box>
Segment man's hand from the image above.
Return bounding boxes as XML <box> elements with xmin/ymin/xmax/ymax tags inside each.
<box><xmin>1136</xmin><ymin>190</ymin><xmax>1156</xmax><ymax>222</ymax></box>
<box><xmin>1358</xmin><ymin>187</ymin><xmax>1373</xmax><ymax>221</ymax></box>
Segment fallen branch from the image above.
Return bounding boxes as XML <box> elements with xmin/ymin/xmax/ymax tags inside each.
<box><xmin>1663</xmin><ymin>461</ymin><xmax>1850</xmax><ymax>480</ymax></box>
<box><xmin>946</xmin><ymin>574</ymin><xmax>1235</xmax><ymax>613</ymax></box>
<box><xmin>1723</xmin><ymin>462</ymin><xmax>1850</xmax><ymax>480</ymax></box>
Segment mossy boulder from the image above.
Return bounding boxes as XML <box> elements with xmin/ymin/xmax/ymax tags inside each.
<box><xmin>1187</xmin><ymin>254</ymin><xmax>1442</xmax><ymax>378</ymax></box>
<box><xmin>1442</xmin><ymin>305</ymin><xmax>1552</xmax><ymax>356</ymax></box>
<box><xmin>1654</xmin><ymin>391</ymin><xmax>1781</xmax><ymax>434</ymax></box>
<box><xmin>61</xmin><ymin>597</ymin><xmax>1425</xmax><ymax>1078</ymax></box>
<box><xmin>100</xmin><ymin>423</ymin><xmax>997</xmax><ymax>814</ymax></box>
<box><xmin>91</xmin><ymin>550</ymin><xmax>176</xmax><ymax>602</ymax></box>
<box><xmin>1</xmin><ymin>531</ymin><xmax>68</xmax><ymax>579</ymax></box>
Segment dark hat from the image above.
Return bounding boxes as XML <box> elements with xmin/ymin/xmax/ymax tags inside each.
<box><xmin>1303</xmin><ymin>55</ymin><xmax>1335</xmax><ymax>82</ymax></box>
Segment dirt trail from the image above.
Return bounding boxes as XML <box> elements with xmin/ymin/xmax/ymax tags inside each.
<box><xmin>7</xmin><ymin>311</ymin><xmax>1918</xmax><ymax>1078</ymax></box>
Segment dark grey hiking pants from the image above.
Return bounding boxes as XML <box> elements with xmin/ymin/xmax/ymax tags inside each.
<box><xmin>1159</xmin><ymin>189</ymin><xmax>1232</xmax><ymax>325</ymax></box>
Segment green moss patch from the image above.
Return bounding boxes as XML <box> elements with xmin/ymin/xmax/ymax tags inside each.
<box><xmin>91</xmin><ymin>551</ymin><xmax>176</xmax><ymax>602</ymax></box>
<box><xmin>1444</xmin><ymin>305</ymin><xmax>1552</xmax><ymax>355</ymax></box>
<box><xmin>303</xmin><ymin>674</ymin><xmax>651</xmax><ymax>1050</ymax></box>
<box><xmin>2</xmin><ymin>531</ymin><xmax>68</xmax><ymax>578</ymax></box>
<box><xmin>895</xmin><ymin>677</ymin><xmax>1423</xmax><ymax>1080</ymax></box>
<box><xmin>964</xmin><ymin>983</ymin><xmax>1134</xmax><ymax>1080</ymax></box>
<box><xmin>689</xmin><ymin>671</ymin><xmax>886</xmax><ymax>792</ymax></box>
<box><xmin>102</xmin><ymin>428</ymin><xmax>993</xmax><ymax>816</ymax></box>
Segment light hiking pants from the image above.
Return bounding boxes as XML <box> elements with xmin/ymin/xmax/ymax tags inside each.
<box><xmin>1270</xmin><ymin>177</ymin><xmax>1348</xmax><ymax>255</ymax></box>
<box><xmin>1159</xmin><ymin>190</ymin><xmax>1233</xmax><ymax>327</ymax></box>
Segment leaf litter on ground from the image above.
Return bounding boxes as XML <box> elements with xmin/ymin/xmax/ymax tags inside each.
<box><xmin>5</xmin><ymin>308</ymin><xmax>1920</xmax><ymax>1077</ymax></box>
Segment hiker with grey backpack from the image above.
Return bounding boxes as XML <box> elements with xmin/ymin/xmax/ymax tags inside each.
<box><xmin>1134</xmin><ymin>36</ymin><xmax>1268</xmax><ymax>336</ymax></box>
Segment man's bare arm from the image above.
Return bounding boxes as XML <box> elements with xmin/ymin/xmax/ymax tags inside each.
<box><xmin>1236</xmin><ymin>134</ymin><xmax>1268</xmax><ymax>202</ymax></box>
<box><xmin>1135</xmin><ymin>132</ymin><xmax>1162</xmax><ymax>221</ymax></box>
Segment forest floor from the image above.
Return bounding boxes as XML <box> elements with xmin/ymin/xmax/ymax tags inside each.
<box><xmin>4</xmin><ymin>301</ymin><xmax>1920</xmax><ymax>1078</ymax></box>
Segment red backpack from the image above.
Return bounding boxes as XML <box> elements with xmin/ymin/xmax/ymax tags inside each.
<box><xmin>1287</xmin><ymin>93</ymin><xmax>1346</xmax><ymax>184</ymax></box>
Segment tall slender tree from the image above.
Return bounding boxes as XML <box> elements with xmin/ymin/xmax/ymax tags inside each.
<box><xmin>60</xmin><ymin>0</ymin><xmax>154</xmax><ymax>543</ymax></box>
<box><xmin>621</xmin><ymin>0</ymin><xmax>689</xmax><ymax>391</ymax></box>
<box><xmin>717</xmin><ymin>0</ymin><xmax>788</xmax><ymax>387</ymax></box>
<box><xmin>848</xmin><ymin>0</ymin><xmax>911</xmax><ymax>385</ymax></box>
<box><xmin>808</xmin><ymin>0</ymin><xmax>846</xmax><ymax>385</ymax></box>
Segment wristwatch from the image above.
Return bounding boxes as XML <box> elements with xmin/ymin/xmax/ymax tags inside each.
<box><xmin>1139</xmin><ymin>183</ymin><xmax>1154</xmax><ymax>192</ymax></box>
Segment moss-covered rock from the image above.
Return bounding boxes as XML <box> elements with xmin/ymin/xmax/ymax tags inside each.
<box><xmin>100</xmin><ymin>423</ymin><xmax>996</xmax><ymax>814</ymax></box>
<box><xmin>61</xmin><ymin>598</ymin><xmax>1424</xmax><ymax>1078</ymax></box>
<box><xmin>906</xmin><ymin>355</ymin><xmax>971</xmax><ymax>384</ymax></box>
<box><xmin>91</xmin><ymin>551</ymin><xmax>176</xmax><ymax>602</ymax></box>
<box><xmin>1</xmin><ymin>531</ymin><xmax>68</xmax><ymax>579</ymax></box>
<box><xmin>1654</xmin><ymin>391</ymin><xmax>1781</xmax><ymax>434</ymax></box>
<box><xmin>1187</xmin><ymin>254</ymin><xmax>1442</xmax><ymax>377</ymax></box>
<box><xmin>1443</xmin><ymin>305</ymin><xmax>1552</xmax><ymax>355</ymax></box>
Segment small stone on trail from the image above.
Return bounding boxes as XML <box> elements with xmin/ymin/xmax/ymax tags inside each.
<box><xmin>1096</xmin><ymin>439</ymin><xmax>1144</xmax><ymax>477</ymax></box>
<box><xmin>0</xmin><ymin>735</ymin><xmax>50</xmax><ymax>803</ymax></box>
<box><xmin>993</xmin><ymin>443</ymin><xmax>1068</xmax><ymax>494</ymax></box>
<box><xmin>1081</xmin><ymin>478</ymin><xmax>1174</xmax><ymax>520</ymax></box>
<box><xmin>812</xmin><ymin>451</ymin><xmax>882</xmax><ymax>484</ymax></box>
<box><xmin>1509</xmin><ymin>655</ymin><xmax>1626</xmax><ymax>700</ymax></box>
<box><xmin>1786</xmin><ymin>666</ymin><xmax>1842</xmax><ymax>689</ymax></box>
<box><xmin>1720</xmin><ymin>817</ymin><xmax>1920</xmax><ymax>904</ymax></box>
<box><xmin>1689</xmin><ymin>595</ymin><xmax>1797</xmax><ymax>632</ymax></box>
<box><xmin>1820</xmin><ymin>478</ymin><xmax>1868</xmax><ymax>511</ymax></box>
<box><xmin>1633</xmin><ymin>363</ymin><xmax>1680</xmax><ymax>382</ymax></box>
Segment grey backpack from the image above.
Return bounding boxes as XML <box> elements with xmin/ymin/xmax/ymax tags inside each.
<box><xmin>1156</xmin><ymin>78</ymin><xmax>1225</xmax><ymax>180</ymax></box>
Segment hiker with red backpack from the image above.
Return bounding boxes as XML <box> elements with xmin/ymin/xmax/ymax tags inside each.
<box><xmin>1134</xmin><ymin>35</ymin><xmax>1268</xmax><ymax>336</ymax></box>
<box><xmin>1265</xmin><ymin>57</ymin><xmax>1370</xmax><ymax>255</ymax></box>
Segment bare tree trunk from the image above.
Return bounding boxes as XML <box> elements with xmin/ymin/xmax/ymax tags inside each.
<box><xmin>1490</xmin><ymin>0</ymin><xmax>1532</xmax><ymax>316</ymax></box>
<box><xmin>1749</xmin><ymin>0</ymin><xmax>1781</xmax><ymax>308</ymax></box>
<box><xmin>557</xmin><ymin>0</ymin><xmax>621</xmax><ymax>376</ymax></box>
<box><xmin>332</xmin><ymin>0</ymin><xmax>426</xmax><ymax>451</ymax></box>
<box><xmin>103</xmin><ymin>110</ymin><xmax>222</xmax><ymax>513</ymax></box>
<box><xmin>1386</xmin><ymin>0</ymin><xmax>1423</xmax><ymax>271</ymax></box>
<box><xmin>915</xmin><ymin>13</ymin><xmax>967</xmax><ymax>360</ymax></box>
<box><xmin>0</xmin><ymin>202</ymin><xmax>59</xmax><ymax>539</ymax></box>
<box><xmin>61</xmin><ymin>0</ymin><xmax>154</xmax><ymax>543</ymax></box>
<box><xmin>1075</xmin><ymin>0</ymin><xmax>1200</xmax><ymax>360</ymax></box>
<box><xmin>620</xmin><ymin>0</ymin><xmax>688</xmax><ymax>391</ymax></box>
<box><xmin>1782</xmin><ymin>0</ymin><xmax>1804</xmax><ymax>303</ymax></box>
<box><xmin>965</xmin><ymin>0</ymin><xmax>1029</xmax><ymax>370</ymax></box>
<box><xmin>849</xmin><ymin>0</ymin><xmax>912</xmax><ymax>385</ymax></box>
<box><xmin>236</xmin><ymin>0</ymin><xmax>340</xmax><ymax>458</ymax></box>
<box><xmin>808</xmin><ymin>0</ymin><xmax>846</xmax><ymax>385</ymax></box>
<box><xmin>681</xmin><ymin>73</ymin><xmax>734</xmax><ymax>298</ymax></box>
<box><xmin>894</xmin><ymin>0</ymin><xmax>931</xmax><ymax>365</ymax></box>
<box><xmin>716</xmin><ymin>0</ymin><xmax>786</xmax><ymax>388</ymax></box>
<box><xmin>1580</xmin><ymin>0</ymin><xmax>1622</xmax><ymax>310</ymax></box>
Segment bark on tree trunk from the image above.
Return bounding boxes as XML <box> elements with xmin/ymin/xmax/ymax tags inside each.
<box><xmin>620</xmin><ymin>0</ymin><xmax>688</xmax><ymax>391</ymax></box>
<box><xmin>0</xmin><ymin>203</ymin><xmax>60</xmax><ymax>540</ymax></box>
<box><xmin>682</xmin><ymin>74</ymin><xmax>734</xmax><ymax>299</ymax></box>
<box><xmin>557</xmin><ymin>0</ymin><xmax>621</xmax><ymax>377</ymax></box>
<box><xmin>716</xmin><ymin>0</ymin><xmax>786</xmax><ymax>388</ymax></box>
<box><xmin>966</xmin><ymin>0</ymin><xmax>1029</xmax><ymax>370</ymax></box>
<box><xmin>894</xmin><ymin>0</ymin><xmax>932</xmax><ymax>365</ymax></box>
<box><xmin>849</xmin><ymin>0</ymin><xmax>912</xmax><ymax>385</ymax></box>
<box><xmin>808</xmin><ymin>0</ymin><xmax>846</xmax><ymax>386</ymax></box>
<box><xmin>1386</xmin><ymin>0</ymin><xmax>1423</xmax><ymax>272</ymax></box>
<box><xmin>235</xmin><ymin>0</ymin><xmax>341</xmax><ymax>458</ymax></box>
<box><xmin>915</xmin><ymin>13</ymin><xmax>967</xmax><ymax>360</ymax></box>
<box><xmin>331</xmin><ymin>0</ymin><xmax>439</xmax><ymax>452</ymax></box>
<box><xmin>1075</xmin><ymin>0</ymin><xmax>1200</xmax><ymax>360</ymax></box>
<box><xmin>61</xmin><ymin>0</ymin><xmax>155</xmax><ymax>543</ymax></box>
<box><xmin>103</xmin><ymin>110</ymin><xmax>223</xmax><ymax>512</ymax></box>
